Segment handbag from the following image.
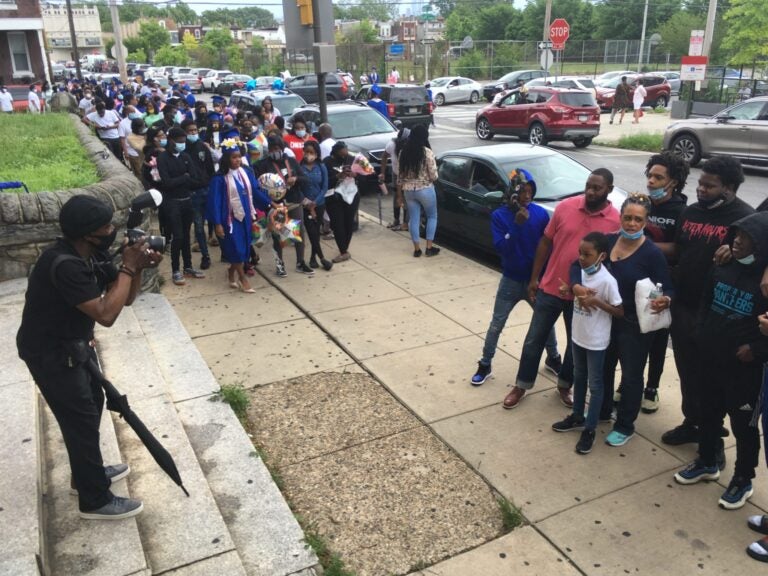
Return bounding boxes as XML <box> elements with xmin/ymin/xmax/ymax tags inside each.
<box><xmin>634</xmin><ymin>278</ymin><xmax>671</xmax><ymax>334</ymax></box>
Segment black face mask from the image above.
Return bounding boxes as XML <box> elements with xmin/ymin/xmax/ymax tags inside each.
<box><xmin>87</xmin><ymin>228</ymin><xmax>117</xmax><ymax>252</ymax></box>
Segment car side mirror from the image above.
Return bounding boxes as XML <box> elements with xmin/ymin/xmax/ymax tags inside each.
<box><xmin>484</xmin><ymin>190</ymin><xmax>504</xmax><ymax>203</ymax></box>
<box><xmin>716</xmin><ymin>115</ymin><xmax>734</xmax><ymax>123</ymax></box>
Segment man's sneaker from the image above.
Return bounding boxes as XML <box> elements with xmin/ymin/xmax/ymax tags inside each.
<box><xmin>321</xmin><ymin>259</ymin><xmax>333</xmax><ymax>271</ymax></box>
<box><xmin>747</xmin><ymin>536</ymin><xmax>768</xmax><ymax>563</ymax></box>
<box><xmin>200</xmin><ymin>256</ymin><xmax>211</xmax><ymax>270</ymax></box>
<box><xmin>275</xmin><ymin>259</ymin><xmax>287</xmax><ymax>278</ymax></box>
<box><xmin>605</xmin><ymin>430</ymin><xmax>633</xmax><ymax>447</ymax></box>
<box><xmin>748</xmin><ymin>515</ymin><xmax>768</xmax><ymax>536</ymax></box>
<box><xmin>557</xmin><ymin>387</ymin><xmax>574</xmax><ymax>408</ymax></box>
<box><xmin>674</xmin><ymin>460</ymin><xmax>720</xmax><ymax>485</ymax></box>
<box><xmin>296</xmin><ymin>261</ymin><xmax>315</xmax><ymax>275</ymax></box>
<box><xmin>79</xmin><ymin>496</ymin><xmax>143</xmax><ymax>520</ymax></box>
<box><xmin>544</xmin><ymin>356</ymin><xmax>562</xmax><ymax>377</ymax></box>
<box><xmin>172</xmin><ymin>271</ymin><xmax>185</xmax><ymax>285</ymax></box>
<box><xmin>183</xmin><ymin>267</ymin><xmax>205</xmax><ymax>279</ymax></box>
<box><xmin>719</xmin><ymin>477</ymin><xmax>754</xmax><ymax>510</ymax></box>
<box><xmin>552</xmin><ymin>414</ymin><xmax>585</xmax><ymax>433</ymax></box>
<box><xmin>641</xmin><ymin>388</ymin><xmax>659</xmax><ymax>413</ymax></box>
<box><xmin>471</xmin><ymin>362</ymin><xmax>492</xmax><ymax>386</ymax></box>
<box><xmin>661</xmin><ymin>423</ymin><xmax>699</xmax><ymax>445</ymax></box>
<box><xmin>71</xmin><ymin>463</ymin><xmax>130</xmax><ymax>495</ymax></box>
<box><xmin>503</xmin><ymin>386</ymin><xmax>526</xmax><ymax>409</ymax></box>
<box><xmin>309</xmin><ymin>257</ymin><xmax>319</xmax><ymax>269</ymax></box>
<box><xmin>576</xmin><ymin>429</ymin><xmax>596</xmax><ymax>454</ymax></box>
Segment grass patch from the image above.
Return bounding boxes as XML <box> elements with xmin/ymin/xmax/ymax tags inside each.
<box><xmin>0</xmin><ymin>114</ymin><xmax>98</xmax><ymax>192</ymax></box>
<box><xmin>213</xmin><ymin>383</ymin><xmax>250</xmax><ymax>425</ymax></box>
<box><xmin>609</xmin><ymin>132</ymin><xmax>664</xmax><ymax>152</ymax></box>
<box><xmin>304</xmin><ymin>529</ymin><xmax>357</xmax><ymax>576</ymax></box>
<box><xmin>497</xmin><ymin>496</ymin><xmax>524</xmax><ymax>533</ymax></box>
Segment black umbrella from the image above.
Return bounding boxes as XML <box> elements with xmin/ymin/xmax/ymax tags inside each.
<box><xmin>86</xmin><ymin>357</ymin><xmax>190</xmax><ymax>497</ymax></box>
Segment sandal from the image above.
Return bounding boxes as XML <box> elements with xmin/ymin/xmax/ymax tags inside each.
<box><xmin>749</xmin><ymin>515</ymin><xmax>768</xmax><ymax>535</ymax></box>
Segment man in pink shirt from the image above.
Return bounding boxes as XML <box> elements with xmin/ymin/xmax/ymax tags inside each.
<box><xmin>504</xmin><ymin>168</ymin><xmax>621</xmax><ymax>409</ymax></box>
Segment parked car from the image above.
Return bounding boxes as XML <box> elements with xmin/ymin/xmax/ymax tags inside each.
<box><xmin>434</xmin><ymin>144</ymin><xmax>627</xmax><ymax>256</ymax></box>
<box><xmin>428</xmin><ymin>76</ymin><xmax>483</xmax><ymax>105</ymax></box>
<box><xmin>353</xmin><ymin>83</ymin><xmax>433</xmax><ymax>128</ymax></box>
<box><xmin>595</xmin><ymin>74</ymin><xmax>671</xmax><ymax>110</ymax></box>
<box><xmin>174</xmin><ymin>73</ymin><xmax>200</xmax><ymax>90</ymax></box>
<box><xmin>228</xmin><ymin>89</ymin><xmax>307</xmax><ymax>118</ymax></box>
<box><xmin>289</xmin><ymin>101</ymin><xmax>398</xmax><ymax>192</ymax></box>
<box><xmin>253</xmin><ymin>76</ymin><xmax>279</xmax><ymax>89</ymax></box>
<box><xmin>475</xmin><ymin>87</ymin><xmax>600</xmax><ymax>147</ymax></box>
<box><xmin>339</xmin><ymin>72</ymin><xmax>356</xmax><ymax>92</ymax></box>
<box><xmin>662</xmin><ymin>96</ymin><xmax>768</xmax><ymax>167</ymax></box>
<box><xmin>202</xmin><ymin>69</ymin><xmax>234</xmax><ymax>92</ymax></box>
<box><xmin>656</xmin><ymin>71</ymin><xmax>681</xmax><ymax>95</ymax></box>
<box><xmin>595</xmin><ymin>70</ymin><xmax>635</xmax><ymax>85</ymax></box>
<box><xmin>284</xmin><ymin>72</ymin><xmax>350</xmax><ymax>103</ymax></box>
<box><xmin>483</xmin><ymin>70</ymin><xmax>548</xmax><ymax>101</ymax></box>
<box><xmin>51</xmin><ymin>64</ymin><xmax>67</xmax><ymax>81</ymax></box>
<box><xmin>190</xmin><ymin>68</ymin><xmax>212</xmax><ymax>92</ymax></box>
<box><xmin>215</xmin><ymin>74</ymin><xmax>254</xmax><ymax>96</ymax></box>
<box><xmin>550</xmin><ymin>76</ymin><xmax>597</xmax><ymax>97</ymax></box>
<box><xmin>171</xmin><ymin>67</ymin><xmax>192</xmax><ymax>78</ymax></box>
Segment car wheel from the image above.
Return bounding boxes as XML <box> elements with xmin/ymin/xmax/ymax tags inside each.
<box><xmin>326</xmin><ymin>94</ymin><xmax>336</xmax><ymax>101</ymax></box>
<box><xmin>476</xmin><ymin>118</ymin><xmax>494</xmax><ymax>140</ymax></box>
<box><xmin>655</xmin><ymin>95</ymin><xmax>668</xmax><ymax>108</ymax></box>
<box><xmin>469</xmin><ymin>91</ymin><xmax>479</xmax><ymax>104</ymax></box>
<box><xmin>573</xmin><ymin>137</ymin><xmax>593</xmax><ymax>148</ymax></box>
<box><xmin>671</xmin><ymin>133</ymin><xmax>702</xmax><ymax>166</ymax></box>
<box><xmin>528</xmin><ymin>123</ymin><xmax>547</xmax><ymax>146</ymax></box>
<box><xmin>435</xmin><ymin>93</ymin><xmax>445</xmax><ymax>106</ymax></box>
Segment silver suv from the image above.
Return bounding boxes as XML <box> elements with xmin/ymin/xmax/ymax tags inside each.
<box><xmin>663</xmin><ymin>96</ymin><xmax>768</xmax><ymax>167</ymax></box>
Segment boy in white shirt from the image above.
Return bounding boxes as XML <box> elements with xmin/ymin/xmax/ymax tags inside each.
<box><xmin>552</xmin><ymin>232</ymin><xmax>623</xmax><ymax>454</ymax></box>
<box><xmin>27</xmin><ymin>84</ymin><xmax>41</xmax><ymax>114</ymax></box>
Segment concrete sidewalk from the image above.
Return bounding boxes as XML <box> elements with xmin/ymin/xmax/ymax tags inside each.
<box><xmin>166</xmin><ymin>213</ymin><xmax>766</xmax><ymax>575</ymax></box>
<box><xmin>594</xmin><ymin>109</ymin><xmax>671</xmax><ymax>145</ymax></box>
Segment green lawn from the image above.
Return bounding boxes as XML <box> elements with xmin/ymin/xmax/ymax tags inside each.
<box><xmin>0</xmin><ymin>114</ymin><xmax>99</xmax><ymax>193</ymax></box>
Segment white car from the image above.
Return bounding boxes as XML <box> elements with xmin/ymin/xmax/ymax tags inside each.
<box><xmin>551</xmin><ymin>76</ymin><xmax>598</xmax><ymax>97</ymax></box>
<box><xmin>655</xmin><ymin>71</ymin><xmax>682</xmax><ymax>94</ymax></box>
<box><xmin>429</xmin><ymin>76</ymin><xmax>483</xmax><ymax>105</ymax></box>
<box><xmin>202</xmin><ymin>69</ymin><xmax>234</xmax><ymax>92</ymax></box>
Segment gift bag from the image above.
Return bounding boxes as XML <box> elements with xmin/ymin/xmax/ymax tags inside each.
<box><xmin>278</xmin><ymin>218</ymin><xmax>303</xmax><ymax>246</ymax></box>
<box><xmin>635</xmin><ymin>278</ymin><xmax>671</xmax><ymax>334</ymax></box>
<box><xmin>251</xmin><ymin>209</ymin><xmax>268</xmax><ymax>246</ymax></box>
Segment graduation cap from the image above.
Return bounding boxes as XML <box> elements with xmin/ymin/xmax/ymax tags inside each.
<box><xmin>207</xmin><ymin>110</ymin><xmax>223</xmax><ymax>123</ymax></box>
<box><xmin>221</xmin><ymin>138</ymin><xmax>242</xmax><ymax>153</ymax></box>
<box><xmin>211</xmin><ymin>95</ymin><xmax>226</xmax><ymax>106</ymax></box>
<box><xmin>182</xmin><ymin>84</ymin><xmax>191</xmax><ymax>91</ymax></box>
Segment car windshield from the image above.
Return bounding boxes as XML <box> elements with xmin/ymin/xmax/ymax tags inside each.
<box><xmin>392</xmin><ymin>89</ymin><xmax>427</xmax><ymax>105</ymax></box>
<box><xmin>500</xmin><ymin>154</ymin><xmax>590</xmax><ymax>201</ymax></box>
<box><xmin>558</xmin><ymin>93</ymin><xmax>597</xmax><ymax>107</ymax></box>
<box><xmin>327</xmin><ymin>109</ymin><xmax>395</xmax><ymax>139</ymax></box>
<box><xmin>430</xmin><ymin>78</ymin><xmax>451</xmax><ymax>87</ymax></box>
<box><xmin>270</xmin><ymin>95</ymin><xmax>305</xmax><ymax>116</ymax></box>
<box><xmin>498</xmin><ymin>72</ymin><xmax>518</xmax><ymax>84</ymax></box>
<box><xmin>599</xmin><ymin>77</ymin><xmax>623</xmax><ymax>88</ymax></box>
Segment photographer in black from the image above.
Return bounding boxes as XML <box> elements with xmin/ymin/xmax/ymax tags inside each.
<box><xmin>16</xmin><ymin>195</ymin><xmax>162</xmax><ymax>520</ymax></box>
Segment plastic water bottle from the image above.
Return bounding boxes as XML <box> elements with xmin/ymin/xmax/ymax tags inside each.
<box><xmin>649</xmin><ymin>282</ymin><xmax>663</xmax><ymax>300</ymax></box>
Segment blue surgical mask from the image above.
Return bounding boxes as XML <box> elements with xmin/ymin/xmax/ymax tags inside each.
<box><xmin>736</xmin><ymin>254</ymin><xmax>756</xmax><ymax>265</ymax></box>
<box><xmin>128</xmin><ymin>112</ymin><xmax>142</xmax><ymax>120</ymax></box>
<box><xmin>159</xmin><ymin>138</ymin><xmax>168</xmax><ymax>147</ymax></box>
<box><xmin>619</xmin><ymin>227</ymin><xmax>645</xmax><ymax>240</ymax></box>
<box><xmin>648</xmin><ymin>187</ymin><xmax>666</xmax><ymax>200</ymax></box>
<box><xmin>295</xmin><ymin>129</ymin><xmax>307</xmax><ymax>138</ymax></box>
<box><xmin>187</xmin><ymin>134</ymin><xmax>199</xmax><ymax>143</ymax></box>
<box><xmin>175</xmin><ymin>142</ymin><xmax>186</xmax><ymax>153</ymax></box>
<box><xmin>175</xmin><ymin>111</ymin><xmax>184</xmax><ymax>124</ymax></box>
<box><xmin>583</xmin><ymin>260</ymin><xmax>602</xmax><ymax>275</ymax></box>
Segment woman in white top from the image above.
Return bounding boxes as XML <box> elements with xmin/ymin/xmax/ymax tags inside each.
<box><xmin>27</xmin><ymin>84</ymin><xmax>41</xmax><ymax>114</ymax></box>
<box><xmin>632</xmin><ymin>79</ymin><xmax>647</xmax><ymax>124</ymax></box>
<box><xmin>0</xmin><ymin>86</ymin><xmax>13</xmax><ymax>113</ymax></box>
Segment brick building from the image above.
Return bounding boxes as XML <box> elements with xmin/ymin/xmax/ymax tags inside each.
<box><xmin>0</xmin><ymin>0</ymin><xmax>48</xmax><ymax>85</ymax></box>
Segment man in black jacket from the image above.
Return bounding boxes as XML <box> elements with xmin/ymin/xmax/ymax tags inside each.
<box><xmin>157</xmin><ymin>126</ymin><xmax>206</xmax><ymax>285</ymax></box>
<box><xmin>181</xmin><ymin>119</ymin><xmax>215</xmax><ymax>270</ymax></box>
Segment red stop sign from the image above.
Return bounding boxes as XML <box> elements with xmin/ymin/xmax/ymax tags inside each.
<box><xmin>549</xmin><ymin>18</ymin><xmax>570</xmax><ymax>45</ymax></box>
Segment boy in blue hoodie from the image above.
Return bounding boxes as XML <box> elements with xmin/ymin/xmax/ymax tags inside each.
<box><xmin>471</xmin><ymin>169</ymin><xmax>561</xmax><ymax>385</ymax></box>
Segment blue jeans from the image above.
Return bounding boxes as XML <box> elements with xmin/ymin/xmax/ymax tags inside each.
<box><xmin>190</xmin><ymin>187</ymin><xmax>209</xmax><ymax>259</ymax></box>
<box><xmin>481</xmin><ymin>276</ymin><xmax>559</xmax><ymax>366</ymax></box>
<box><xmin>572</xmin><ymin>343</ymin><xmax>606</xmax><ymax>431</ymax></box>
<box><xmin>516</xmin><ymin>290</ymin><xmax>574</xmax><ymax>390</ymax></box>
<box><xmin>405</xmin><ymin>185</ymin><xmax>437</xmax><ymax>244</ymax></box>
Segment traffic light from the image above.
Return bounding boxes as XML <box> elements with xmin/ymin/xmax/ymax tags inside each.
<box><xmin>297</xmin><ymin>0</ymin><xmax>313</xmax><ymax>26</ymax></box>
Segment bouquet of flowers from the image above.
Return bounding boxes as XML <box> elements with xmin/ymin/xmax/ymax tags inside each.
<box><xmin>268</xmin><ymin>205</ymin><xmax>302</xmax><ymax>246</ymax></box>
<box><xmin>350</xmin><ymin>153</ymin><xmax>374</xmax><ymax>176</ymax></box>
<box><xmin>251</xmin><ymin>209</ymin><xmax>268</xmax><ymax>247</ymax></box>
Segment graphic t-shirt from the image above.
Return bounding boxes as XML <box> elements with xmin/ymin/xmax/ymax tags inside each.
<box><xmin>572</xmin><ymin>265</ymin><xmax>622</xmax><ymax>350</ymax></box>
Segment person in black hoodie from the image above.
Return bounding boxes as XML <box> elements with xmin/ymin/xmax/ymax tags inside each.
<box><xmin>181</xmin><ymin>119</ymin><xmax>215</xmax><ymax>271</ymax></box>
<box><xmin>673</xmin><ymin>211</ymin><xmax>768</xmax><ymax>510</ymax></box>
<box><xmin>157</xmin><ymin>126</ymin><xmax>206</xmax><ymax>285</ymax></box>
<box><xmin>663</xmin><ymin>156</ymin><xmax>755</xmax><ymax>446</ymax></box>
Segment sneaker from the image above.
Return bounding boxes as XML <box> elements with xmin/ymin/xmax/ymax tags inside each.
<box><xmin>425</xmin><ymin>246</ymin><xmax>441</xmax><ymax>257</ymax></box>
<box><xmin>674</xmin><ymin>460</ymin><xmax>720</xmax><ymax>485</ymax></box>
<box><xmin>503</xmin><ymin>386</ymin><xmax>526</xmax><ymax>409</ymax></box>
<box><xmin>471</xmin><ymin>362</ymin><xmax>492</xmax><ymax>386</ymax></box>
<box><xmin>71</xmin><ymin>463</ymin><xmax>130</xmax><ymax>495</ymax></box>
<box><xmin>557</xmin><ymin>387</ymin><xmax>574</xmax><ymax>408</ymax></box>
<box><xmin>641</xmin><ymin>388</ymin><xmax>659</xmax><ymax>413</ymax></box>
<box><xmin>183</xmin><ymin>267</ymin><xmax>205</xmax><ymax>279</ymax></box>
<box><xmin>309</xmin><ymin>257</ymin><xmax>319</xmax><ymax>269</ymax></box>
<box><xmin>747</xmin><ymin>537</ymin><xmax>768</xmax><ymax>563</ymax></box>
<box><xmin>321</xmin><ymin>259</ymin><xmax>333</xmax><ymax>271</ymax></box>
<box><xmin>332</xmin><ymin>252</ymin><xmax>351</xmax><ymax>263</ymax></box>
<box><xmin>748</xmin><ymin>515</ymin><xmax>768</xmax><ymax>536</ymax></box>
<box><xmin>296</xmin><ymin>261</ymin><xmax>315</xmax><ymax>276</ymax></box>
<box><xmin>79</xmin><ymin>495</ymin><xmax>143</xmax><ymax>520</ymax></box>
<box><xmin>544</xmin><ymin>356</ymin><xmax>562</xmax><ymax>377</ymax></box>
<box><xmin>172</xmin><ymin>271</ymin><xmax>185</xmax><ymax>285</ymax></box>
<box><xmin>719</xmin><ymin>477</ymin><xmax>754</xmax><ymax>510</ymax></box>
<box><xmin>552</xmin><ymin>414</ymin><xmax>585</xmax><ymax>433</ymax></box>
<box><xmin>605</xmin><ymin>430</ymin><xmax>633</xmax><ymax>447</ymax></box>
<box><xmin>275</xmin><ymin>259</ymin><xmax>287</xmax><ymax>278</ymax></box>
<box><xmin>200</xmin><ymin>256</ymin><xmax>211</xmax><ymax>270</ymax></box>
<box><xmin>576</xmin><ymin>429</ymin><xmax>596</xmax><ymax>454</ymax></box>
<box><xmin>661</xmin><ymin>423</ymin><xmax>699</xmax><ymax>445</ymax></box>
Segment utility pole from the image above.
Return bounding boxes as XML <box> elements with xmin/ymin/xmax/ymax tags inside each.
<box><xmin>109</xmin><ymin>0</ymin><xmax>128</xmax><ymax>83</ymax></box>
<box><xmin>542</xmin><ymin>0</ymin><xmax>552</xmax><ymax>78</ymax></box>
<box><xmin>65</xmin><ymin>0</ymin><xmax>82</xmax><ymax>80</ymax></box>
<box><xmin>311</xmin><ymin>0</ymin><xmax>327</xmax><ymax>123</ymax></box>
<box><xmin>702</xmin><ymin>0</ymin><xmax>718</xmax><ymax>60</ymax></box>
<box><xmin>638</xmin><ymin>0</ymin><xmax>649</xmax><ymax>72</ymax></box>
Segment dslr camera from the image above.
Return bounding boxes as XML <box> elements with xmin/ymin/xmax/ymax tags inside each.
<box><xmin>120</xmin><ymin>189</ymin><xmax>166</xmax><ymax>254</ymax></box>
<box><xmin>125</xmin><ymin>227</ymin><xmax>165</xmax><ymax>253</ymax></box>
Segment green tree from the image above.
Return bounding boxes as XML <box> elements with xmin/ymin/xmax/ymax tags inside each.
<box><xmin>515</xmin><ymin>0</ymin><xmax>595</xmax><ymax>41</ymax></box>
<box><xmin>123</xmin><ymin>36</ymin><xmax>145</xmax><ymax>55</ymax></box>
<box><xmin>138</xmin><ymin>21</ymin><xmax>171</xmax><ymax>56</ymax></box>
<box><xmin>128</xmin><ymin>48</ymin><xmax>148</xmax><ymax>64</ymax></box>
<box><xmin>722</xmin><ymin>0</ymin><xmax>768</xmax><ymax>64</ymax></box>
<box><xmin>475</xmin><ymin>5</ymin><xmax>520</xmax><ymax>40</ymax></box>
<box><xmin>202</xmin><ymin>27</ymin><xmax>235</xmax><ymax>50</ymax></box>
<box><xmin>226</xmin><ymin>45</ymin><xmax>245</xmax><ymax>73</ymax></box>
<box><xmin>182</xmin><ymin>30</ymin><xmax>199</xmax><ymax>51</ymax></box>
<box><xmin>658</xmin><ymin>12</ymin><xmax>706</xmax><ymax>59</ymax></box>
<box><xmin>338</xmin><ymin>20</ymin><xmax>379</xmax><ymax>44</ymax></box>
<box><xmin>200</xmin><ymin>7</ymin><xmax>276</xmax><ymax>29</ymax></box>
<box><xmin>168</xmin><ymin>3</ymin><xmax>198</xmax><ymax>25</ymax></box>
<box><xmin>593</xmin><ymin>0</ymin><xmax>682</xmax><ymax>40</ymax></box>
<box><xmin>340</xmin><ymin>0</ymin><xmax>395</xmax><ymax>21</ymax></box>
<box><xmin>444</xmin><ymin>6</ymin><xmax>478</xmax><ymax>42</ymax></box>
<box><xmin>154</xmin><ymin>45</ymin><xmax>188</xmax><ymax>66</ymax></box>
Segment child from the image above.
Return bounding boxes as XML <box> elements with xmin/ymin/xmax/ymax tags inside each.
<box><xmin>674</xmin><ymin>211</ymin><xmax>768</xmax><ymax>510</ymax></box>
<box><xmin>552</xmin><ymin>232</ymin><xmax>623</xmax><ymax>454</ymax></box>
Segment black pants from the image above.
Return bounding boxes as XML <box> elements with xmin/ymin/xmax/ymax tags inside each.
<box><xmin>101</xmin><ymin>137</ymin><xmax>123</xmax><ymax>161</ymax></box>
<box><xmin>326</xmin><ymin>192</ymin><xmax>359</xmax><ymax>254</ymax></box>
<box><xmin>272</xmin><ymin>205</ymin><xmax>305</xmax><ymax>263</ymax></box>
<box><xmin>698</xmin><ymin>352</ymin><xmax>761</xmax><ymax>479</ymax></box>
<box><xmin>645</xmin><ymin>328</ymin><xmax>669</xmax><ymax>390</ymax></box>
<box><xmin>304</xmin><ymin>204</ymin><xmax>326</xmax><ymax>261</ymax></box>
<box><xmin>163</xmin><ymin>197</ymin><xmax>194</xmax><ymax>273</ymax></box>
<box><xmin>26</xmin><ymin>357</ymin><xmax>111</xmax><ymax>511</ymax></box>
<box><xmin>670</xmin><ymin>303</ymin><xmax>701</xmax><ymax>427</ymax></box>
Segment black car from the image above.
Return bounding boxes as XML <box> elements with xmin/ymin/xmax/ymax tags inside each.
<box><xmin>284</xmin><ymin>73</ymin><xmax>351</xmax><ymax>103</ymax></box>
<box><xmin>229</xmin><ymin>89</ymin><xmax>307</xmax><ymax>118</ymax></box>
<box><xmin>215</xmin><ymin>74</ymin><xmax>254</xmax><ymax>96</ymax></box>
<box><xmin>483</xmin><ymin>70</ymin><xmax>548</xmax><ymax>102</ymax></box>
<box><xmin>353</xmin><ymin>83</ymin><xmax>433</xmax><ymax>128</ymax></box>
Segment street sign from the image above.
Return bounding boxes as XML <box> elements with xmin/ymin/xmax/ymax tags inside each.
<box><xmin>389</xmin><ymin>43</ymin><xmax>404</xmax><ymax>55</ymax></box>
<box><xmin>540</xmin><ymin>49</ymin><xmax>553</xmax><ymax>70</ymax></box>
<box><xmin>538</xmin><ymin>40</ymin><xmax>553</xmax><ymax>50</ymax></box>
<box><xmin>680</xmin><ymin>55</ymin><xmax>708</xmax><ymax>81</ymax></box>
<box><xmin>420</xmin><ymin>38</ymin><xmax>435</xmax><ymax>45</ymax></box>
<box><xmin>689</xmin><ymin>30</ymin><xmax>705</xmax><ymax>56</ymax></box>
<box><xmin>549</xmin><ymin>18</ymin><xmax>570</xmax><ymax>51</ymax></box>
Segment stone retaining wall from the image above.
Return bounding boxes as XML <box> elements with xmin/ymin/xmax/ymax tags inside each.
<box><xmin>0</xmin><ymin>114</ymin><xmax>159</xmax><ymax>291</ymax></box>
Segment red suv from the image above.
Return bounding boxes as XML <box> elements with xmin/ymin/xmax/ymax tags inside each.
<box><xmin>475</xmin><ymin>87</ymin><xmax>600</xmax><ymax>148</ymax></box>
<box><xmin>595</xmin><ymin>74</ymin><xmax>671</xmax><ymax>111</ymax></box>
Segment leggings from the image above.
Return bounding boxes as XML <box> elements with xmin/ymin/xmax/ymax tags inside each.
<box><xmin>304</xmin><ymin>204</ymin><xmax>326</xmax><ymax>261</ymax></box>
<box><xmin>272</xmin><ymin>205</ymin><xmax>305</xmax><ymax>263</ymax></box>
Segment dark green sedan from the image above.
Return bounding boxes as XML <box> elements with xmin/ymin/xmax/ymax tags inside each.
<box><xmin>434</xmin><ymin>144</ymin><xmax>626</xmax><ymax>255</ymax></box>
